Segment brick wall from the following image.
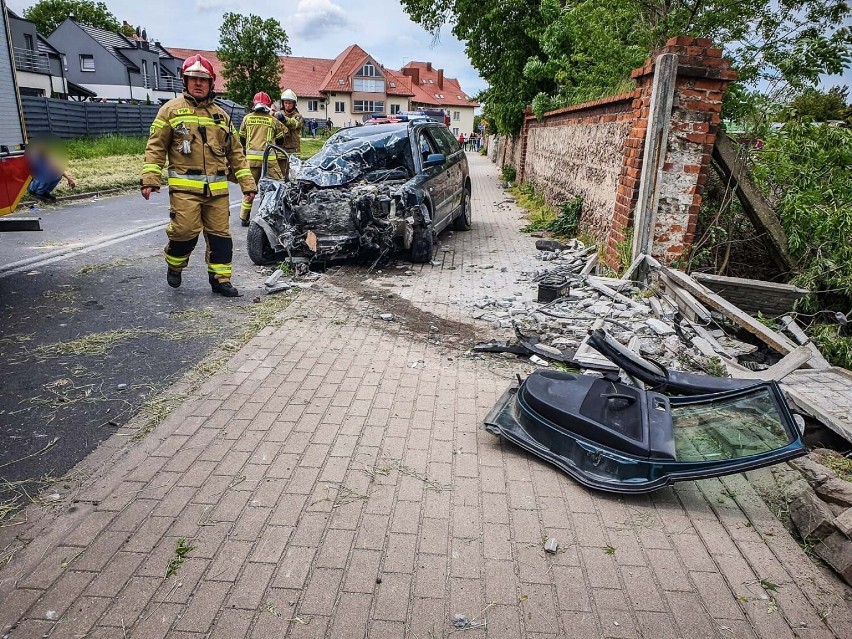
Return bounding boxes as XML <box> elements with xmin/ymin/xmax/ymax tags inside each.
<box><xmin>498</xmin><ymin>36</ymin><xmax>736</xmax><ymax>269</ymax></box>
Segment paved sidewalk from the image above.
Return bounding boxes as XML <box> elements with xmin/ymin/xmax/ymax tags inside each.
<box><xmin>1</xmin><ymin>153</ymin><xmax>850</xmax><ymax>638</ymax></box>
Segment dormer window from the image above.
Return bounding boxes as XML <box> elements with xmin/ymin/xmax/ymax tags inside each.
<box><xmin>359</xmin><ymin>63</ymin><xmax>378</xmax><ymax>77</ymax></box>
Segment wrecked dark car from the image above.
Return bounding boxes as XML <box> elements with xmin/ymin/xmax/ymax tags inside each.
<box><xmin>246</xmin><ymin>122</ymin><xmax>471</xmax><ymax>266</ymax></box>
<box><xmin>484</xmin><ymin>329</ymin><xmax>807</xmax><ymax>493</ymax></box>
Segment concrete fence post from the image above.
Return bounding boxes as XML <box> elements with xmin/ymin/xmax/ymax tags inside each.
<box><xmin>631</xmin><ymin>53</ymin><xmax>678</xmax><ymax>264</ymax></box>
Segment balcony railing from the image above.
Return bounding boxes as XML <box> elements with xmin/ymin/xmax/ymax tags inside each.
<box><xmin>13</xmin><ymin>47</ymin><xmax>51</xmax><ymax>74</ymax></box>
<box><xmin>150</xmin><ymin>75</ymin><xmax>182</xmax><ymax>93</ymax></box>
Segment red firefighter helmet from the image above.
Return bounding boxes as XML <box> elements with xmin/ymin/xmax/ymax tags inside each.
<box><xmin>252</xmin><ymin>92</ymin><xmax>273</xmax><ymax>111</ymax></box>
<box><xmin>181</xmin><ymin>54</ymin><xmax>216</xmax><ymax>83</ymax></box>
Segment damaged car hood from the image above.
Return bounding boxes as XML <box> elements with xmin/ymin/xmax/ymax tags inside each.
<box><xmin>297</xmin><ymin>125</ymin><xmax>415</xmax><ymax>187</ymax></box>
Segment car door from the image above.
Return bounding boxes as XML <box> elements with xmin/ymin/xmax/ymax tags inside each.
<box><xmin>428</xmin><ymin>126</ymin><xmax>464</xmax><ymax>231</ymax></box>
<box><xmin>415</xmin><ymin>127</ymin><xmax>450</xmax><ymax>228</ymax></box>
<box><xmin>432</xmin><ymin>126</ymin><xmax>465</xmax><ymax>224</ymax></box>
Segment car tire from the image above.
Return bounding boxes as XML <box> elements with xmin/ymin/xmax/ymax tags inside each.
<box><xmin>247</xmin><ymin>222</ymin><xmax>278</xmax><ymax>266</ymax></box>
<box><xmin>409</xmin><ymin>223</ymin><xmax>434</xmax><ymax>263</ymax></box>
<box><xmin>453</xmin><ymin>185</ymin><xmax>472</xmax><ymax>231</ymax></box>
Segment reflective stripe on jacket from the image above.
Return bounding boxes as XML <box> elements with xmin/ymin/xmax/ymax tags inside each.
<box><xmin>142</xmin><ymin>92</ymin><xmax>256</xmax><ymax>196</ymax></box>
<box><xmin>238</xmin><ymin>113</ymin><xmax>287</xmax><ymax>167</ymax></box>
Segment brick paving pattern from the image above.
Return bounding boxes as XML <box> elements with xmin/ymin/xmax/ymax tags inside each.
<box><xmin>1</xmin><ymin>153</ymin><xmax>850</xmax><ymax>638</ymax></box>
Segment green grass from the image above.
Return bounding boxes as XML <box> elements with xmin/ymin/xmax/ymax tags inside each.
<box><xmin>47</xmin><ymin>134</ymin><xmax>326</xmax><ymax>198</ymax></box>
<box><xmin>296</xmin><ymin>136</ymin><xmax>325</xmax><ymax>160</ymax></box>
<box><xmin>62</xmin><ymin>135</ymin><xmax>148</xmax><ymax>160</ymax></box>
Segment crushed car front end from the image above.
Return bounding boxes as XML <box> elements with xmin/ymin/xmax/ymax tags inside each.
<box><xmin>248</xmin><ymin>125</ymin><xmax>434</xmax><ymax>266</ymax></box>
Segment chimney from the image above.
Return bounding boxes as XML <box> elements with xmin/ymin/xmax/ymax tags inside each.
<box><xmin>402</xmin><ymin>67</ymin><xmax>420</xmax><ymax>86</ymax></box>
<box><xmin>426</xmin><ymin>61</ymin><xmax>432</xmax><ymax>71</ymax></box>
<box><xmin>437</xmin><ymin>69</ymin><xmax>444</xmax><ymax>89</ymax></box>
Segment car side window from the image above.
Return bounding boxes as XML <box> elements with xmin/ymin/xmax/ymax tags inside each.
<box><xmin>430</xmin><ymin>127</ymin><xmax>457</xmax><ymax>156</ymax></box>
<box><xmin>418</xmin><ymin>131</ymin><xmax>439</xmax><ymax>163</ymax></box>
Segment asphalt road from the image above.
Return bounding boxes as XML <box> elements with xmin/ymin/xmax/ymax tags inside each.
<box><xmin>0</xmin><ymin>187</ymin><xmax>277</xmax><ymax>507</ymax></box>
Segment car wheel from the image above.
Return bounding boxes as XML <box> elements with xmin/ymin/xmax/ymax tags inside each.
<box><xmin>409</xmin><ymin>223</ymin><xmax>434</xmax><ymax>263</ymax></box>
<box><xmin>247</xmin><ymin>222</ymin><xmax>278</xmax><ymax>265</ymax></box>
<box><xmin>453</xmin><ymin>185</ymin><xmax>472</xmax><ymax>231</ymax></box>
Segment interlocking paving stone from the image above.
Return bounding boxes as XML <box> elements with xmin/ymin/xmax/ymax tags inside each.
<box><xmin>1</xmin><ymin>153</ymin><xmax>850</xmax><ymax>638</ymax></box>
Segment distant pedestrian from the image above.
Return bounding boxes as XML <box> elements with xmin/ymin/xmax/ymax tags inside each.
<box><xmin>25</xmin><ymin>137</ymin><xmax>75</xmax><ymax>203</ymax></box>
<box><xmin>458</xmin><ymin>132</ymin><xmax>465</xmax><ymax>149</ymax></box>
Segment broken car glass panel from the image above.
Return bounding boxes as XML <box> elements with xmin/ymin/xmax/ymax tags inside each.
<box><xmin>671</xmin><ymin>387</ymin><xmax>791</xmax><ymax>462</ymax></box>
<box><xmin>484</xmin><ymin>370</ymin><xmax>805</xmax><ymax>493</ymax></box>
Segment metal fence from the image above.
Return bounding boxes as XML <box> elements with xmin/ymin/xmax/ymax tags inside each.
<box><xmin>21</xmin><ymin>96</ymin><xmax>246</xmax><ymax>139</ymax></box>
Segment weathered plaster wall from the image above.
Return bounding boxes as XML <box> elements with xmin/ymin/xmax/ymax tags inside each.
<box><xmin>494</xmin><ymin>36</ymin><xmax>735</xmax><ymax>268</ymax></box>
<box><xmin>525</xmin><ymin>120</ymin><xmax>632</xmax><ymax>243</ymax></box>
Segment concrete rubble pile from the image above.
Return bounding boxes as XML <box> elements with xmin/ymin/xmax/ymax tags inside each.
<box><xmin>469</xmin><ymin>239</ymin><xmax>725</xmax><ymax>376</ymax></box>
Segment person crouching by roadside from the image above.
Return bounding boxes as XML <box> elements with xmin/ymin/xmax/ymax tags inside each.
<box><xmin>25</xmin><ymin>137</ymin><xmax>75</xmax><ymax>203</ymax></box>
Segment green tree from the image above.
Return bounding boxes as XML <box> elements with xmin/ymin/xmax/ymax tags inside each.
<box><xmin>23</xmin><ymin>0</ymin><xmax>121</xmax><ymax>36</ymax></box>
<box><xmin>217</xmin><ymin>13</ymin><xmax>290</xmax><ymax>107</ymax></box>
<box><xmin>789</xmin><ymin>86</ymin><xmax>849</xmax><ymax>121</ymax></box>
<box><xmin>401</xmin><ymin>0</ymin><xmax>852</xmax><ymax>133</ymax></box>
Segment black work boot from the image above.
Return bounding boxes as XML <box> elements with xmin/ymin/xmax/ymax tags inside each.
<box><xmin>240</xmin><ymin>217</ymin><xmax>250</xmax><ymax>227</ymax></box>
<box><xmin>209</xmin><ymin>274</ymin><xmax>240</xmax><ymax>297</ymax></box>
<box><xmin>167</xmin><ymin>268</ymin><xmax>182</xmax><ymax>288</ymax></box>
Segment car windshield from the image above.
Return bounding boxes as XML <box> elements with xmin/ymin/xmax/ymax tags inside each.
<box><xmin>297</xmin><ymin>125</ymin><xmax>414</xmax><ymax>187</ymax></box>
<box><xmin>671</xmin><ymin>387</ymin><xmax>793</xmax><ymax>462</ymax></box>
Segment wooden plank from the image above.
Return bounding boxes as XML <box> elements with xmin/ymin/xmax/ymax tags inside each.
<box><xmin>632</xmin><ymin>53</ymin><xmax>678</xmax><ymax>263</ymax></box>
<box><xmin>586</xmin><ymin>276</ymin><xmax>644</xmax><ymax>310</ymax></box>
<box><xmin>659</xmin><ymin>272</ymin><xmax>712</xmax><ymax>323</ymax></box>
<box><xmin>574</xmin><ymin>319</ymin><xmax>619</xmax><ymax>371</ymax></box>
<box><xmin>580</xmin><ymin>253</ymin><xmax>598</xmax><ymax>276</ymax></box>
<box><xmin>712</xmin><ymin>131</ymin><xmax>793</xmax><ymax>271</ymax></box>
<box><xmin>662</xmin><ymin>267</ymin><xmax>799</xmax><ymax>356</ymax></box>
<box><xmin>726</xmin><ymin>346</ymin><xmax>812</xmax><ymax>381</ymax></box>
<box><xmin>779</xmin><ymin>315</ymin><xmax>831</xmax><ymax>370</ymax></box>
<box><xmin>621</xmin><ymin>253</ymin><xmax>646</xmax><ymax>282</ymax></box>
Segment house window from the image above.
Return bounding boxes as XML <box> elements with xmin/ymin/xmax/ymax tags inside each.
<box><xmin>80</xmin><ymin>54</ymin><xmax>95</xmax><ymax>72</ymax></box>
<box><xmin>153</xmin><ymin>62</ymin><xmax>159</xmax><ymax>89</ymax></box>
<box><xmin>452</xmin><ymin>127</ymin><xmax>459</xmax><ymax>136</ymax></box>
<box><xmin>353</xmin><ymin>78</ymin><xmax>384</xmax><ymax>93</ymax></box>
<box><xmin>353</xmin><ymin>100</ymin><xmax>384</xmax><ymax>113</ymax></box>
<box><xmin>335</xmin><ymin>101</ymin><xmax>345</xmax><ymax>113</ymax></box>
<box><xmin>358</xmin><ymin>63</ymin><xmax>378</xmax><ymax>77</ymax></box>
<box><xmin>390</xmin><ymin>104</ymin><xmax>400</xmax><ymax>114</ymax></box>
<box><xmin>142</xmin><ymin>60</ymin><xmax>149</xmax><ymax>88</ymax></box>
<box><xmin>307</xmin><ymin>100</ymin><xmax>319</xmax><ymax>112</ymax></box>
<box><xmin>24</xmin><ymin>34</ymin><xmax>34</xmax><ymax>51</ymax></box>
<box><xmin>453</xmin><ymin>111</ymin><xmax>460</xmax><ymax>121</ymax></box>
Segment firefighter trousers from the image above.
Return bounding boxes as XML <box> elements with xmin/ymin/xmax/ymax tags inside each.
<box><xmin>165</xmin><ymin>190</ymin><xmax>233</xmax><ymax>283</ymax></box>
<box><xmin>240</xmin><ymin>156</ymin><xmax>287</xmax><ymax>221</ymax></box>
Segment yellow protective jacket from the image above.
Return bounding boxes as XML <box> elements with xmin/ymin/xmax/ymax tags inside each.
<box><xmin>142</xmin><ymin>92</ymin><xmax>255</xmax><ymax>197</ymax></box>
<box><xmin>238</xmin><ymin>112</ymin><xmax>287</xmax><ymax>167</ymax></box>
<box><xmin>277</xmin><ymin>108</ymin><xmax>303</xmax><ymax>152</ymax></box>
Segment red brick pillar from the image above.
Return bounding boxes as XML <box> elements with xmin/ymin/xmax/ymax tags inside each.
<box><xmin>606</xmin><ymin>36</ymin><xmax>737</xmax><ymax>268</ymax></box>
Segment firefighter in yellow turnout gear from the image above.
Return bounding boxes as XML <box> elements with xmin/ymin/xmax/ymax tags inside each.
<box><xmin>141</xmin><ymin>54</ymin><xmax>256</xmax><ymax>297</ymax></box>
<box><xmin>237</xmin><ymin>91</ymin><xmax>287</xmax><ymax>226</ymax></box>
<box><xmin>276</xmin><ymin>89</ymin><xmax>304</xmax><ymax>154</ymax></box>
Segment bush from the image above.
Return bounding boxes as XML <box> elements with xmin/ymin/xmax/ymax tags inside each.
<box><xmin>501</xmin><ymin>164</ymin><xmax>517</xmax><ymax>183</ymax></box>
<box><xmin>548</xmin><ymin>197</ymin><xmax>582</xmax><ymax>237</ymax></box>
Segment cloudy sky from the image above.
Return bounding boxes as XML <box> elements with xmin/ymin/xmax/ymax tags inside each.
<box><xmin>9</xmin><ymin>0</ymin><xmax>850</xmax><ymax>94</ymax></box>
<box><xmin>8</xmin><ymin>0</ymin><xmax>489</xmax><ymax>96</ymax></box>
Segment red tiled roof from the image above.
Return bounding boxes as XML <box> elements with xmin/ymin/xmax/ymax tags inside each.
<box><xmin>402</xmin><ymin>61</ymin><xmax>479</xmax><ymax>108</ymax></box>
<box><xmin>281</xmin><ymin>57</ymin><xmax>334</xmax><ymax>99</ymax></box>
<box><xmin>163</xmin><ymin>47</ymin><xmax>474</xmax><ymax>107</ymax></box>
<box><xmin>384</xmin><ymin>68</ymin><xmax>414</xmax><ymax>97</ymax></box>
<box><xmin>318</xmin><ymin>44</ymin><xmax>368</xmax><ymax>93</ymax></box>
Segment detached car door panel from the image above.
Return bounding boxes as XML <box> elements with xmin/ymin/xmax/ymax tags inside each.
<box><xmin>484</xmin><ymin>370</ymin><xmax>805</xmax><ymax>493</ymax></box>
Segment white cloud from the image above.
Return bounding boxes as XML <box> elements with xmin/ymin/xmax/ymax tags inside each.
<box><xmin>290</xmin><ymin>0</ymin><xmax>351</xmax><ymax>38</ymax></box>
